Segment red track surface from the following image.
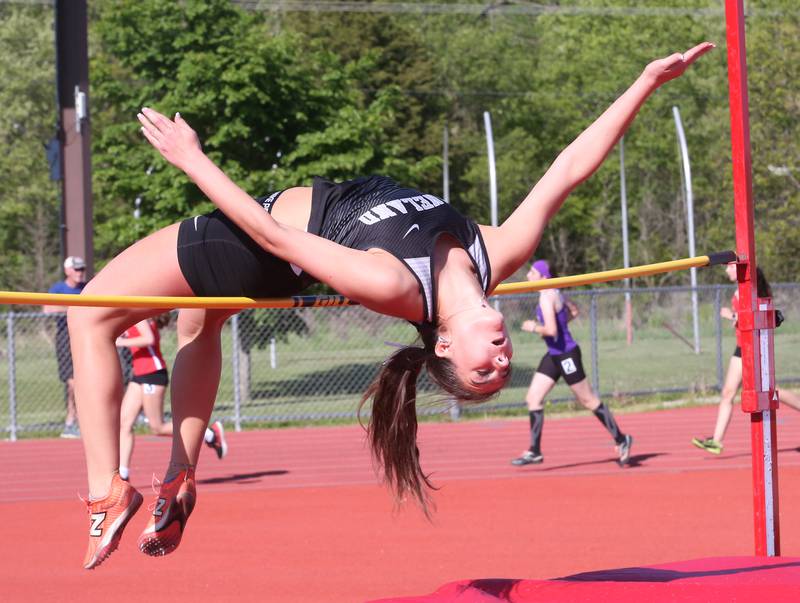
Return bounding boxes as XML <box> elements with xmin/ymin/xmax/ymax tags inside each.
<box><xmin>2</xmin><ymin>404</ymin><xmax>800</xmax><ymax>602</ymax></box>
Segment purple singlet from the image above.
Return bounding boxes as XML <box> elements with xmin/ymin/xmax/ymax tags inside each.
<box><xmin>531</xmin><ymin>260</ymin><xmax>578</xmax><ymax>355</ymax></box>
<box><xmin>535</xmin><ymin>297</ymin><xmax>578</xmax><ymax>356</ymax></box>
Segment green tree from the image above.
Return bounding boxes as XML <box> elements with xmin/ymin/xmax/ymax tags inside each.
<box><xmin>89</xmin><ymin>0</ymin><xmax>440</xmax><ymax>263</ymax></box>
<box><xmin>0</xmin><ymin>4</ymin><xmax>60</xmax><ymax>292</ymax></box>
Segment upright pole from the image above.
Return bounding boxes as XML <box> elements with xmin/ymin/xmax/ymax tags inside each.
<box><xmin>55</xmin><ymin>0</ymin><xmax>93</xmax><ymax>275</ymax></box>
<box><xmin>590</xmin><ymin>293</ymin><xmax>600</xmax><ymax>395</ymax></box>
<box><xmin>725</xmin><ymin>0</ymin><xmax>780</xmax><ymax>556</ymax></box>
<box><xmin>483</xmin><ymin>111</ymin><xmax>498</xmax><ymax>228</ymax></box>
<box><xmin>7</xmin><ymin>313</ymin><xmax>17</xmax><ymax>442</ymax></box>
<box><xmin>619</xmin><ymin>137</ymin><xmax>633</xmax><ymax>345</ymax></box>
<box><xmin>231</xmin><ymin>315</ymin><xmax>242</xmax><ymax>433</ymax></box>
<box><xmin>443</xmin><ymin>123</ymin><xmax>450</xmax><ymax>204</ymax></box>
<box><xmin>483</xmin><ymin>111</ymin><xmax>499</xmax><ymax>310</ymax></box>
<box><xmin>672</xmin><ymin>106</ymin><xmax>700</xmax><ymax>354</ymax></box>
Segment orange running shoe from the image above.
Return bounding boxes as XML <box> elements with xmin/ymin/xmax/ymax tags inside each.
<box><xmin>82</xmin><ymin>472</ymin><xmax>143</xmax><ymax>570</ymax></box>
<box><xmin>137</xmin><ymin>468</ymin><xmax>196</xmax><ymax>557</ymax></box>
<box><xmin>206</xmin><ymin>420</ymin><xmax>228</xmax><ymax>460</ymax></box>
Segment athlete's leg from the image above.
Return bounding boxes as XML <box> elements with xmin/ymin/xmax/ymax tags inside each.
<box><xmin>68</xmin><ymin>223</ymin><xmax>193</xmax><ymax>499</ymax></box>
<box><xmin>523</xmin><ymin>371</ymin><xmax>556</xmax><ymax>456</ymax></box>
<box><xmin>163</xmin><ymin>308</ymin><xmax>236</xmax><ymax>480</ymax></box>
<box><xmin>119</xmin><ymin>382</ymin><xmax>144</xmax><ymax>478</ymax></box>
<box><xmin>712</xmin><ymin>356</ymin><xmax>743</xmax><ymax>444</ymax></box>
<box><xmin>141</xmin><ymin>385</ymin><xmax>172</xmax><ymax>436</ymax></box>
<box><xmin>570</xmin><ymin>379</ymin><xmax>627</xmax><ymax>445</ymax></box>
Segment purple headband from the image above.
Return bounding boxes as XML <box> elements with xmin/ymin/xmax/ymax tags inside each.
<box><xmin>532</xmin><ymin>259</ymin><xmax>552</xmax><ymax>279</ymax></box>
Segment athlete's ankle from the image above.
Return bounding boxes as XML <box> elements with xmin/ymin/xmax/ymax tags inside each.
<box><xmin>88</xmin><ymin>469</ymin><xmax>121</xmax><ymax>501</ymax></box>
<box><xmin>164</xmin><ymin>462</ymin><xmax>195</xmax><ymax>483</ymax></box>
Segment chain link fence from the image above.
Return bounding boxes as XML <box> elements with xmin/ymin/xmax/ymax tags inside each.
<box><xmin>3</xmin><ymin>283</ymin><xmax>800</xmax><ymax>439</ymax></box>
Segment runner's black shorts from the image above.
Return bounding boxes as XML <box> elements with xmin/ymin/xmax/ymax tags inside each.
<box><xmin>536</xmin><ymin>346</ymin><xmax>587</xmax><ymax>386</ymax></box>
<box><xmin>132</xmin><ymin>368</ymin><xmax>169</xmax><ymax>387</ymax></box>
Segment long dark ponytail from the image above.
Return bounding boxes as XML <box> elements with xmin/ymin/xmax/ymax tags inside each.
<box><xmin>358</xmin><ymin>326</ymin><xmax>498</xmax><ymax>516</ymax></box>
<box><xmin>755</xmin><ymin>267</ymin><xmax>772</xmax><ymax>298</ymax></box>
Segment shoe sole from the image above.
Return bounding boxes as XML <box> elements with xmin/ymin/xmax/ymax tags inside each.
<box><xmin>511</xmin><ymin>457</ymin><xmax>543</xmax><ymax>466</ymax></box>
<box><xmin>138</xmin><ymin>491</ymin><xmax>196</xmax><ymax>557</ymax></box>
<box><xmin>84</xmin><ymin>491</ymin><xmax>144</xmax><ymax>570</ymax></box>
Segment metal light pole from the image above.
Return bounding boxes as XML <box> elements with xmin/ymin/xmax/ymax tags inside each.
<box><xmin>619</xmin><ymin>136</ymin><xmax>633</xmax><ymax>345</ymax></box>
<box><xmin>673</xmin><ymin>106</ymin><xmax>700</xmax><ymax>354</ymax></box>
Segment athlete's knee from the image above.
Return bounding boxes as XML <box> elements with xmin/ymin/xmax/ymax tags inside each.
<box><xmin>177</xmin><ymin>308</ymin><xmax>235</xmax><ymax>343</ymax></box>
<box><xmin>67</xmin><ymin>304</ymin><xmax>127</xmax><ymax>339</ymax></box>
<box><xmin>720</xmin><ymin>387</ymin><xmax>737</xmax><ymax>404</ymax></box>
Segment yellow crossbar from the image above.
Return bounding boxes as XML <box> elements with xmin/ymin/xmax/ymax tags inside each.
<box><xmin>0</xmin><ymin>252</ymin><xmax>735</xmax><ymax>310</ymax></box>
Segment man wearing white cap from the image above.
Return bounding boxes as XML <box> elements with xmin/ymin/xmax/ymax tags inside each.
<box><xmin>44</xmin><ymin>256</ymin><xmax>87</xmax><ymax>438</ymax></box>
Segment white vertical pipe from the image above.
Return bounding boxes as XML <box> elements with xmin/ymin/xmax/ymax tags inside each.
<box><xmin>443</xmin><ymin>123</ymin><xmax>450</xmax><ymax>204</ymax></box>
<box><xmin>483</xmin><ymin>111</ymin><xmax>498</xmax><ymax>228</ymax></box>
<box><xmin>484</xmin><ymin>111</ymin><xmax>499</xmax><ymax>310</ymax></box>
<box><xmin>672</xmin><ymin>106</ymin><xmax>700</xmax><ymax>354</ymax></box>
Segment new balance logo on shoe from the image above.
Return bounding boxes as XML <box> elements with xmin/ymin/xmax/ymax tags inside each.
<box><xmin>153</xmin><ymin>498</ymin><xmax>167</xmax><ymax>517</ymax></box>
<box><xmin>89</xmin><ymin>512</ymin><xmax>106</xmax><ymax>536</ymax></box>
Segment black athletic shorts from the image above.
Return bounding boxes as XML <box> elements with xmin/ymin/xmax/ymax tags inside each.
<box><xmin>733</xmin><ymin>345</ymin><xmax>742</xmax><ymax>358</ymax></box>
<box><xmin>132</xmin><ymin>368</ymin><xmax>169</xmax><ymax>387</ymax></box>
<box><xmin>536</xmin><ymin>346</ymin><xmax>587</xmax><ymax>386</ymax></box>
<box><xmin>176</xmin><ymin>193</ymin><xmax>318</xmax><ymax>298</ymax></box>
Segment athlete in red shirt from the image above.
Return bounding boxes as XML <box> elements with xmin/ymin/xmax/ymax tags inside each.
<box><xmin>692</xmin><ymin>263</ymin><xmax>800</xmax><ymax>454</ymax></box>
<box><xmin>116</xmin><ymin>315</ymin><xmax>228</xmax><ymax>482</ymax></box>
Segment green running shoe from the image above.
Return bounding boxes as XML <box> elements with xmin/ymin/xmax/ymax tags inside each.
<box><xmin>692</xmin><ymin>437</ymin><xmax>723</xmax><ymax>455</ymax></box>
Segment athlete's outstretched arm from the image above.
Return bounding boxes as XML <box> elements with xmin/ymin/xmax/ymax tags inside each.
<box><xmin>482</xmin><ymin>42</ymin><xmax>714</xmax><ymax>286</ymax></box>
<box><xmin>137</xmin><ymin>109</ymin><xmax>418</xmax><ymax>319</ymax></box>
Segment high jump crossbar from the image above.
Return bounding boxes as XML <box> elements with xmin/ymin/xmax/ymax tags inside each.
<box><xmin>0</xmin><ymin>251</ymin><xmax>735</xmax><ymax>310</ymax></box>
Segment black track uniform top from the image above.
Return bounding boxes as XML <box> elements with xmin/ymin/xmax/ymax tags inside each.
<box><xmin>177</xmin><ymin>175</ymin><xmax>492</xmax><ymax>326</ymax></box>
<box><xmin>310</xmin><ymin>176</ymin><xmax>492</xmax><ymax>326</ymax></box>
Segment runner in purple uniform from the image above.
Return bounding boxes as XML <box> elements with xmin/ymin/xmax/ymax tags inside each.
<box><xmin>511</xmin><ymin>260</ymin><xmax>633</xmax><ymax>467</ymax></box>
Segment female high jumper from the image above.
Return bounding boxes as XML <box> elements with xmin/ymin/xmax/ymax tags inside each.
<box><xmin>67</xmin><ymin>43</ymin><xmax>714</xmax><ymax>569</ymax></box>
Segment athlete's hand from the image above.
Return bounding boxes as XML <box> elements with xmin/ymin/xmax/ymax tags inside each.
<box><xmin>137</xmin><ymin>107</ymin><xmax>202</xmax><ymax>173</ymax></box>
<box><xmin>643</xmin><ymin>42</ymin><xmax>715</xmax><ymax>87</ymax></box>
<box><xmin>521</xmin><ymin>319</ymin><xmax>537</xmax><ymax>333</ymax></box>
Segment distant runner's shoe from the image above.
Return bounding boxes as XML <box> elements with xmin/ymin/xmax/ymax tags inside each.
<box><xmin>60</xmin><ymin>422</ymin><xmax>81</xmax><ymax>439</ymax></box>
<box><xmin>617</xmin><ymin>434</ymin><xmax>633</xmax><ymax>466</ymax></box>
<box><xmin>692</xmin><ymin>436</ymin><xmax>723</xmax><ymax>455</ymax></box>
<box><xmin>511</xmin><ymin>450</ymin><xmax>544</xmax><ymax>466</ymax></box>
<box><xmin>82</xmin><ymin>472</ymin><xmax>143</xmax><ymax>569</ymax></box>
<box><xmin>206</xmin><ymin>420</ymin><xmax>228</xmax><ymax>460</ymax></box>
<box><xmin>138</xmin><ymin>468</ymin><xmax>196</xmax><ymax>557</ymax></box>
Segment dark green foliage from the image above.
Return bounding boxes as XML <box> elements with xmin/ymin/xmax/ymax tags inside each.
<box><xmin>0</xmin><ymin>5</ymin><xmax>61</xmax><ymax>292</ymax></box>
<box><xmin>2</xmin><ymin>0</ymin><xmax>799</xmax><ymax>289</ymax></box>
